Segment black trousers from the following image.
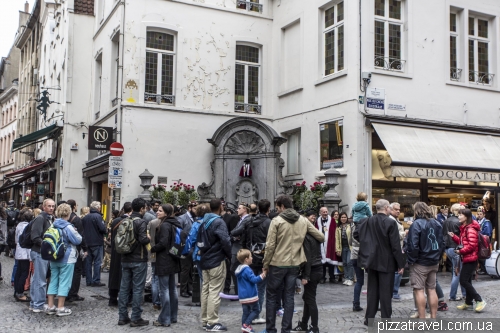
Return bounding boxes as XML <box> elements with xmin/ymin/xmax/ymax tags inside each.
<box><xmin>230</xmin><ymin>254</ymin><xmax>239</xmax><ymax>294</ymax></box>
<box><xmin>302</xmin><ymin>265</ymin><xmax>323</xmax><ymax>328</ymax></box>
<box><xmin>68</xmin><ymin>255</ymin><xmax>83</xmax><ymax>298</ymax></box>
<box><xmin>14</xmin><ymin>259</ymin><xmax>29</xmax><ymax>296</ymax></box>
<box><xmin>460</xmin><ymin>261</ymin><xmax>482</xmax><ymax>305</ymax></box>
<box><xmin>365</xmin><ymin>269</ymin><xmax>394</xmax><ymax>320</ymax></box>
<box><xmin>266</xmin><ymin>266</ymin><xmax>299</xmax><ymax>333</ymax></box>
<box><xmin>180</xmin><ymin>256</ymin><xmax>193</xmax><ymax>293</ymax></box>
<box><xmin>224</xmin><ymin>258</ymin><xmax>231</xmax><ymax>292</ymax></box>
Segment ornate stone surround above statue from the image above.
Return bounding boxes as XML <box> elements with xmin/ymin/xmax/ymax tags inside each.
<box><xmin>198</xmin><ymin>117</ymin><xmax>293</xmax><ymax>204</ymax></box>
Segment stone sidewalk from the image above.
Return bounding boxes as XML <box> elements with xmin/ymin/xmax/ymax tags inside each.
<box><xmin>0</xmin><ymin>255</ymin><xmax>499</xmax><ymax>332</ymax></box>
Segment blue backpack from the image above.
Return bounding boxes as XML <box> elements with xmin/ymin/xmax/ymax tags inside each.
<box><xmin>168</xmin><ymin>224</ymin><xmax>186</xmax><ymax>259</ymax></box>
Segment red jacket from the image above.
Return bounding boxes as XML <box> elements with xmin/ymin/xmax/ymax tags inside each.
<box><xmin>452</xmin><ymin>221</ymin><xmax>480</xmax><ymax>264</ymax></box>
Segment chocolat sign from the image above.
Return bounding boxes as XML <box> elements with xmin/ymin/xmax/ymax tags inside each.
<box><xmin>392</xmin><ymin>166</ymin><xmax>500</xmax><ymax>182</ymax></box>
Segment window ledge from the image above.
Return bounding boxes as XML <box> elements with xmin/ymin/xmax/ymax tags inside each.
<box><xmin>314</xmin><ymin>70</ymin><xmax>347</xmax><ymax>86</ymax></box>
<box><xmin>315</xmin><ymin>168</ymin><xmax>348</xmax><ymax>178</ymax></box>
<box><xmin>446</xmin><ymin>81</ymin><xmax>500</xmax><ymax>92</ymax></box>
<box><xmin>284</xmin><ymin>174</ymin><xmax>304</xmax><ymax>182</ymax></box>
<box><xmin>372</xmin><ymin>69</ymin><xmax>413</xmax><ymax>80</ymax></box>
<box><xmin>278</xmin><ymin>85</ymin><xmax>303</xmax><ymax>98</ymax></box>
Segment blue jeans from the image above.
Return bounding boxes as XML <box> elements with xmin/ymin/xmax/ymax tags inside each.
<box><xmin>252</xmin><ymin>267</ymin><xmax>267</xmax><ymax>315</ymax></box>
<box><xmin>393</xmin><ymin>272</ymin><xmax>403</xmax><ymax>296</ymax></box>
<box><xmin>86</xmin><ymin>245</ymin><xmax>103</xmax><ymax>285</ymax></box>
<box><xmin>157</xmin><ymin>274</ymin><xmax>178</xmax><ymax>325</ymax></box>
<box><xmin>352</xmin><ymin>259</ymin><xmax>364</xmax><ymax>304</ymax></box>
<box><xmin>47</xmin><ymin>262</ymin><xmax>75</xmax><ymax>297</ymax></box>
<box><xmin>265</xmin><ymin>266</ymin><xmax>298</xmax><ymax>333</ymax></box>
<box><xmin>30</xmin><ymin>251</ymin><xmax>49</xmax><ymax>309</ymax></box>
<box><xmin>11</xmin><ymin>259</ymin><xmax>17</xmax><ymax>283</ymax></box>
<box><xmin>446</xmin><ymin>248</ymin><xmax>466</xmax><ymax>299</ymax></box>
<box><xmin>242</xmin><ymin>301</ymin><xmax>260</xmax><ymax>326</ymax></box>
<box><xmin>151</xmin><ymin>263</ymin><xmax>161</xmax><ymax>306</ymax></box>
<box><xmin>118</xmin><ymin>262</ymin><xmax>147</xmax><ymax>321</ymax></box>
<box><xmin>341</xmin><ymin>248</ymin><xmax>353</xmax><ymax>280</ymax></box>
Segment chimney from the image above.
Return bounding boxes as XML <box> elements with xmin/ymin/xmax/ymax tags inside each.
<box><xmin>24</xmin><ymin>1</ymin><xmax>29</xmax><ymax>13</ymax></box>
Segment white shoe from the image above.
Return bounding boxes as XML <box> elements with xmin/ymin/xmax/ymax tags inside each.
<box><xmin>252</xmin><ymin>317</ymin><xmax>266</xmax><ymax>324</ymax></box>
<box><xmin>56</xmin><ymin>307</ymin><xmax>72</xmax><ymax>316</ymax></box>
<box><xmin>347</xmin><ymin>280</ymin><xmax>353</xmax><ymax>286</ymax></box>
<box><xmin>343</xmin><ymin>280</ymin><xmax>348</xmax><ymax>285</ymax></box>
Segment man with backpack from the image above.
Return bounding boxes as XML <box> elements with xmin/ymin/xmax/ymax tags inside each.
<box><xmin>117</xmin><ymin>198</ymin><xmax>151</xmax><ymax>327</ymax></box>
<box><xmin>177</xmin><ymin>201</ymin><xmax>197</xmax><ymax>298</ymax></box>
<box><xmin>29</xmin><ymin>199</ymin><xmax>55</xmax><ymax>312</ymax></box>
<box><xmin>199</xmin><ymin>199</ymin><xmax>232</xmax><ymax>332</ymax></box>
<box><xmin>244</xmin><ymin>199</ymin><xmax>271</xmax><ymax>325</ymax></box>
<box><xmin>82</xmin><ymin>201</ymin><xmax>107</xmax><ymax>287</ymax></box>
<box><xmin>66</xmin><ymin>199</ymin><xmax>88</xmax><ymax>302</ymax></box>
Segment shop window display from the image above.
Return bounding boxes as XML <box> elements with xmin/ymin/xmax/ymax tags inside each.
<box><xmin>320</xmin><ymin>120</ymin><xmax>343</xmax><ymax>169</ymax></box>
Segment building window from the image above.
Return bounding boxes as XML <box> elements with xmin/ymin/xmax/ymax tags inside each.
<box><xmin>94</xmin><ymin>54</ymin><xmax>102</xmax><ymax>118</ymax></box>
<box><xmin>450</xmin><ymin>12</ymin><xmax>461</xmax><ymax>81</ymax></box>
<box><xmin>286</xmin><ymin>130</ymin><xmax>301</xmax><ymax>175</ymax></box>
<box><xmin>374</xmin><ymin>0</ymin><xmax>405</xmax><ymax>71</ymax></box>
<box><xmin>324</xmin><ymin>1</ymin><xmax>344</xmax><ymax>76</ymax></box>
<box><xmin>145</xmin><ymin>31</ymin><xmax>175</xmax><ymax>104</ymax></box>
<box><xmin>236</xmin><ymin>0</ymin><xmax>262</xmax><ymax>13</ymax></box>
<box><xmin>235</xmin><ymin>45</ymin><xmax>261</xmax><ymax>114</ymax></box>
<box><xmin>468</xmin><ymin>16</ymin><xmax>492</xmax><ymax>84</ymax></box>
<box><xmin>320</xmin><ymin>120</ymin><xmax>343</xmax><ymax>170</ymax></box>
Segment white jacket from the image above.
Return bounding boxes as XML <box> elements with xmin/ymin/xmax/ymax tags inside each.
<box><xmin>15</xmin><ymin>222</ymin><xmax>31</xmax><ymax>260</ymax></box>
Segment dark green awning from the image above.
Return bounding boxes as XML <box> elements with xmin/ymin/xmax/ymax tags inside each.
<box><xmin>12</xmin><ymin>124</ymin><xmax>61</xmax><ymax>152</ymax></box>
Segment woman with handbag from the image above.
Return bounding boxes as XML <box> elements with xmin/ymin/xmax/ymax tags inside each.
<box><xmin>150</xmin><ymin>204</ymin><xmax>185</xmax><ymax>327</ymax></box>
<box><xmin>449</xmin><ymin>208</ymin><xmax>486</xmax><ymax>312</ymax></box>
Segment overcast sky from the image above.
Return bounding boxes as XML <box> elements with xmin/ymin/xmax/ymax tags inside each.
<box><xmin>0</xmin><ymin>0</ymin><xmax>36</xmax><ymax>57</ymax></box>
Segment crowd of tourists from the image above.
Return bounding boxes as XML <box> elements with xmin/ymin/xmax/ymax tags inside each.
<box><xmin>0</xmin><ymin>192</ymin><xmax>493</xmax><ymax>332</ymax></box>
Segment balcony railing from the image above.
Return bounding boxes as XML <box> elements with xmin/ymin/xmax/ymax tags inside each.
<box><xmin>144</xmin><ymin>93</ymin><xmax>175</xmax><ymax>105</ymax></box>
<box><xmin>235</xmin><ymin>102</ymin><xmax>261</xmax><ymax>114</ymax></box>
<box><xmin>468</xmin><ymin>71</ymin><xmax>494</xmax><ymax>85</ymax></box>
<box><xmin>374</xmin><ymin>56</ymin><xmax>406</xmax><ymax>71</ymax></box>
<box><xmin>236</xmin><ymin>1</ymin><xmax>263</xmax><ymax>13</ymax></box>
<box><xmin>450</xmin><ymin>68</ymin><xmax>462</xmax><ymax>81</ymax></box>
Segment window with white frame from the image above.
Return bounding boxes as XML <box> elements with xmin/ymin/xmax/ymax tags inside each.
<box><xmin>236</xmin><ymin>0</ymin><xmax>262</xmax><ymax>13</ymax></box>
<box><xmin>94</xmin><ymin>54</ymin><xmax>102</xmax><ymax>119</ymax></box>
<box><xmin>450</xmin><ymin>12</ymin><xmax>461</xmax><ymax>81</ymax></box>
<box><xmin>374</xmin><ymin>0</ymin><xmax>405</xmax><ymax>71</ymax></box>
<box><xmin>324</xmin><ymin>1</ymin><xmax>344</xmax><ymax>76</ymax></box>
<box><xmin>235</xmin><ymin>45</ymin><xmax>261</xmax><ymax>114</ymax></box>
<box><xmin>144</xmin><ymin>31</ymin><xmax>175</xmax><ymax>104</ymax></box>
<box><xmin>286</xmin><ymin>130</ymin><xmax>301</xmax><ymax>175</ymax></box>
<box><xmin>468</xmin><ymin>16</ymin><xmax>492</xmax><ymax>84</ymax></box>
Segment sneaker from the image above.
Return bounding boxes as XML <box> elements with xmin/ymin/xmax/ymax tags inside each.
<box><xmin>242</xmin><ymin>324</ymin><xmax>254</xmax><ymax>333</ymax></box>
<box><xmin>32</xmin><ymin>305</ymin><xmax>48</xmax><ymax>313</ymax></box>
<box><xmin>56</xmin><ymin>307</ymin><xmax>72</xmax><ymax>316</ymax></box>
<box><xmin>457</xmin><ymin>303</ymin><xmax>471</xmax><ymax>310</ymax></box>
<box><xmin>393</xmin><ymin>294</ymin><xmax>401</xmax><ymax>300</ymax></box>
<box><xmin>118</xmin><ymin>318</ymin><xmax>131</xmax><ymax>325</ymax></box>
<box><xmin>409</xmin><ymin>311</ymin><xmax>419</xmax><ymax>319</ymax></box>
<box><xmin>45</xmin><ymin>306</ymin><xmax>57</xmax><ymax>315</ymax></box>
<box><xmin>291</xmin><ymin>321</ymin><xmax>307</xmax><ymax>332</ymax></box>
<box><xmin>342</xmin><ymin>280</ymin><xmax>348</xmax><ymax>285</ymax></box>
<box><xmin>346</xmin><ymin>280</ymin><xmax>353</xmax><ymax>286</ymax></box>
<box><xmin>276</xmin><ymin>308</ymin><xmax>284</xmax><ymax>317</ymax></box>
<box><xmin>202</xmin><ymin>323</ymin><xmax>208</xmax><ymax>330</ymax></box>
<box><xmin>130</xmin><ymin>318</ymin><xmax>149</xmax><ymax>327</ymax></box>
<box><xmin>475</xmin><ymin>300</ymin><xmax>487</xmax><ymax>312</ymax></box>
<box><xmin>306</xmin><ymin>326</ymin><xmax>319</xmax><ymax>333</ymax></box>
<box><xmin>437</xmin><ymin>301</ymin><xmax>448</xmax><ymax>311</ymax></box>
<box><xmin>449</xmin><ymin>296</ymin><xmax>462</xmax><ymax>301</ymax></box>
<box><xmin>153</xmin><ymin>321</ymin><xmax>170</xmax><ymax>327</ymax></box>
<box><xmin>206</xmin><ymin>323</ymin><xmax>228</xmax><ymax>331</ymax></box>
<box><xmin>252</xmin><ymin>317</ymin><xmax>266</xmax><ymax>325</ymax></box>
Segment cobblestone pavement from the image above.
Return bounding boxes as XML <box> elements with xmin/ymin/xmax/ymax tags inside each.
<box><xmin>0</xmin><ymin>255</ymin><xmax>499</xmax><ymax>332</ymax></box>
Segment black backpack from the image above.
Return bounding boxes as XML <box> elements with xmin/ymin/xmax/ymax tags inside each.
<box><xmin>196</xmin><ymin>217</ymin><xmax>217</xmax><ymax>254</ymax></box>
<box><xmin>7</xmin><ymin>228</ymin><xmax>16</xmax><ymax>249</ymax></box>
<box><xmin>6</xmin><ymin>208</ymin><xmax>18</xmax><ymax>228</ymax></box>
<box><xmin>19</xmin><ymin>220</ymin><xmax>36</xmax><ymax>249</ymax></box>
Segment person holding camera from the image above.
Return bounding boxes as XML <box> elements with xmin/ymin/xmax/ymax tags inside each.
<box><xmin>449</xmin><ymin>208</ymin><xmax>486</xmax><ymax>313</ymax></box>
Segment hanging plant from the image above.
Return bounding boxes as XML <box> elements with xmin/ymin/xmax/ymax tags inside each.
<box><xmin>151</xmin><ymin>182</ymin><xmax>200</xmax><ymax>206</ymax></box>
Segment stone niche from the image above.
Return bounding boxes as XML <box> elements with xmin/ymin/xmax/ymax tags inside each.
<box><xmin>197</xmin><ymin>117</ymin><xmax>294</xmax><ymax>205</ymax></box>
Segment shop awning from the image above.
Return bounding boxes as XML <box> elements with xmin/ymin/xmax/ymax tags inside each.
<box><xmin>2</xmin><ymin>159</ymin><xmax>54</xmax><ymax>192</ymax></box>
<box><xmin>11</xmin><ymin>124</ymin><xmax>61</xmax><ymax>152</ymax></box>
<box><xmin>372</xmin><ymin>123</ymin><xmax>500</xmax><ymax>180</ymax></box>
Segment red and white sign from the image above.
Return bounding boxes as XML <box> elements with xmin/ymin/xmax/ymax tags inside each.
<box><xmin>109</xmin><ymin>142</ymin><xmax>124</xmax><ymax>156</ymax></box>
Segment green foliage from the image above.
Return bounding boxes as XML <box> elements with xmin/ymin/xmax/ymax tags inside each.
<box><xmin>292</xmin><ymin>181</ymin><xmax>329</xmax><ymax>212</ymax></box>
<box><xmin>150</xmin><ymin>182</ymin><xmax>200</xmax><ymax>206</ymax></box>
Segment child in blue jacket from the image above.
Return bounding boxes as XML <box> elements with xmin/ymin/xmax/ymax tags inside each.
<box><xmin>235</xmin><ymin>249</ymin><xmax>266</xmax><ymax>333</ymax></box>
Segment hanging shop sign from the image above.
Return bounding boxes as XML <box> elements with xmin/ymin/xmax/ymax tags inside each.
<box><xmin>392</xmin><ymin>166</ymin><xmax>500</xmax><ymax>182</ymax></box>
<box><xmin>88</xmin><ymin>126</ymin><xmax>113</xmax><ymax>150</ymax></box>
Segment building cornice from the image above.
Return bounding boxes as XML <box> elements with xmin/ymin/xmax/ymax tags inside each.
<box><xmin>0</xmin><ymin>86</ymin><xmax>18</xmax><ymax>104</ymax></box>
<box><xmin>15</xmin><ymin>0</ymin><xmax>41</xmax><ymax>49</ymax></box>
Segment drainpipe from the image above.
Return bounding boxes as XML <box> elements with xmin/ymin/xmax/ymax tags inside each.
<box><xmin>117</xmin><ymin>0</ymin><xmax>125</xmax><ymax>143</ymax></box>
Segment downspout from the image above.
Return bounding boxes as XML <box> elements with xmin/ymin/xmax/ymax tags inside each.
<box><xmin>117</xmin><ymin>0</ymin><xmax>125</xmax><ymax>143</ymax></box>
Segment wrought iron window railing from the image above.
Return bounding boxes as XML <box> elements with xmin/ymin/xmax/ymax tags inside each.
<box><xmin>235</xmin><ymin>102</ymin><xmax>261</xmax><ymax>114</ymax></box>
<box><xmin>468</xmin><ymin>71</ymin><xmax>494</xmax><ymax>85</ymax></box>
<box><xmin>450</xmin><ymin>68</ymin><xmax>462</xmax><ymax>81</ymax></box>
<box><xmin>236</xmin><ymin>0</ymin><xmax>263</xmax><ymax>13</ymax></box>
<box><xmin>374</xmin><ymin>56</ymin><xmax>406</xmax><ymax>71</ymax></box>
<box><xmin>144</xmin><ymin>93</ymin><xmax>175</xmax><ymax>105</ymax></box>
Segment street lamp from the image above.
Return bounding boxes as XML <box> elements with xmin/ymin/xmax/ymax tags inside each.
<box><xmin>138</xmin><ymin>169</ymin><xmax>154</xmax><ymax>201</ymax></box>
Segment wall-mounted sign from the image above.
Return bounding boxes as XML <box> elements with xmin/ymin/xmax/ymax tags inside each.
<box><xmin>88</xmin><ymin>126</ymin><xmax>113</xmax><ymax>150</ymax></box>
<box><xmin>392</xmin><ymin>166</ymin><xmax>500</xmax><ymax>182</ymax></box>
<box><xmin>37</xmin><ymin>184</ymin><xmax>45</xmax><ymax>195</ymax></box>
<box><xmin>158</xmin><ymin>176</ymin><xmax>168</xmax><ymax>184</ymax></box>
<box><xmin>108</xmin><ymin>156</ymin><xmax>123</xmax><ymax>189</ymax></box>
<box><xmin>388</xmin><ymin>103</ymin><xmax>406</xmax><ymax>111</ymax></box>
<box><xmin>366</xmin><ymin>88</ymin><xmax>385</xmax><ymax>110</ymax></box>
<box><xmin>367</xmin><ymin>98</ymin><xmax>384</xmax><ymax>110</ymax></box>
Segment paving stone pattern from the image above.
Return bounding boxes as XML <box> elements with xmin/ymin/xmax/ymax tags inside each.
<box><xmin>0</xmin><ymin>256</ymin><xmax>499</xmax><ymax>332</ymax></box>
